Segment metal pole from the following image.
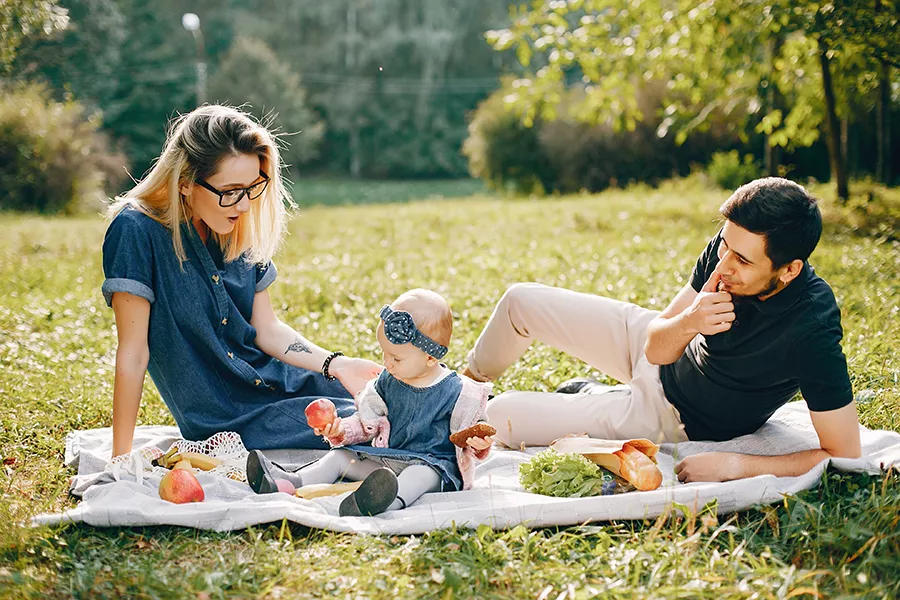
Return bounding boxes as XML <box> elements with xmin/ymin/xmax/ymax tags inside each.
<box><xmin>182</xmin><ymin>13</ymin><xmax>206</xmax><ymax>106</ymax></box>
<box><xmin>192</xmin><ymin>29</ymin><xmax>206</xmax><ymax>106</ymax></box>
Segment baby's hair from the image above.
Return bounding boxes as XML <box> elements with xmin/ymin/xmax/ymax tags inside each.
<box><xmin>391</xmin><ymin>289</ymin><xmax>452</xmax><ymax>348</ymax></box>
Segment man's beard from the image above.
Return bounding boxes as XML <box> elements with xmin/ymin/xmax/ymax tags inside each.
<box><xmin>727</xmin><ymin>273</ymin><xmax>781</xmax><ymax>303</ymax></box>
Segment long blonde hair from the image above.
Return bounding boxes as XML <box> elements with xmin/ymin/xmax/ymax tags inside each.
<box><xmin>108</xmin><ymin>105</ymin><xmax>292</xmax><ymax>265</ymax></box>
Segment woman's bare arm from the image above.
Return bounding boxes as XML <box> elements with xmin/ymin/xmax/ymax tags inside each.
<box><xmin>251</xmin><ymin>289</ymin><xmax>383</xmax><ymax>396</ymax></box>
<box><xmin>110</xmin><ymin>292</ymin><xmax>151</xmax><ymax>457</ymax></box>
<box><xmin>250</xmin><ymin>289</ymin><xmax>333</xmax><ymax>371</ymax></box>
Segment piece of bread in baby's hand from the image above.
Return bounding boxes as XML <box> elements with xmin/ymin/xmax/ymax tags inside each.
<box><xmin>449</xmin><ymin>423</ymin><xmax>497</xmax><ymax>448</ymax></box>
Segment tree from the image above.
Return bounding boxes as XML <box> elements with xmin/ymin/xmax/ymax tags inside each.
<box><xmin>9</xmin><ymin>0</ymin><xmax>524</xmax><ymax>180</ymax></box>
<box><xmin>11</xmin><ymin>0</ymin><xmax>237</xmax><ymax>177</ymax></box>
<box><xmin>223</xmin><ymin>0</ymin><xmax>521</xmax><ymax>178</ymax></box>
<box><xmin>488</xmin><ymin>0</ymin><xmax>899</xmax><ymax>200</ymax></box>
<box><xmin>0</xmin><ymin>0</ymin><xmax>68</xmax><ymax>72</ymax></box>
<box><xmin>12</xmin><ymin>0</ymin><xmax>125</xmax><ymax>117</ymax></box>
<box><xmin>207</xmin><ymin>36</ymin><xmax>325</xmax><ymax>170</ymax></box>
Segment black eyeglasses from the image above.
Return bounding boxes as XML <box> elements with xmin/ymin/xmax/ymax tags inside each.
<box><xmin>196</xmin><ymin>170</ymin><xmax>269</xmax><ymax>208</ymax></box>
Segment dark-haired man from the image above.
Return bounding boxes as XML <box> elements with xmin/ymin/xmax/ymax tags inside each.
<box><xmin>462</xmin><ymin>177</ymin><xmax>861</xmax><ymax>482</ymax></box>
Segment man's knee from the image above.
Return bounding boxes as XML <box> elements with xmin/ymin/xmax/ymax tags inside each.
<box><xmin>501</xmin><ymin>282</ymin><xmax>548</xmax><ymax>333</ymax></box>
<box><xmin>502</xmin><ymin>282</ymin><xmax>546</xmax><ymax>308</ymax></box>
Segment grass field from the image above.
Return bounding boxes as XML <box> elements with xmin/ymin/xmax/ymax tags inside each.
<box><xmin>288</xmin><ymin>178</ymin><xmax>485</xmax><ymax>207</ymax></box>
<box><xmin>1</xmin><ymin>177</ymin><xmax>898</xmax><ymax>599</ymax></box>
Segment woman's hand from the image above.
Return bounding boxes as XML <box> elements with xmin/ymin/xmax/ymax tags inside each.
<box><xmin>465</xmin><ymin>436</ymin><xmax>494</xmax><ymax>451</ymax></box>
<box><xmin>329</xmin><ymin>356</ymin><xmax>383</xmax><ymax>396</ymax></box>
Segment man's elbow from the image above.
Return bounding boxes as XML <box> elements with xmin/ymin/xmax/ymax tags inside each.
<box><xmin>643</xmin><ymin>340</ymin><xmax>674</xmax><ymax>366</ymax></box>
<box><xmin>644</xmin><ymin>346</ymin><xmax>663</xmax><ymax>366</ymax></box>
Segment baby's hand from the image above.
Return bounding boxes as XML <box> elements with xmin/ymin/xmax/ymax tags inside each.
<box><xmin>465</xmin><ymin>436</ymin><xmax>494</xmax><ymax>451</ymax></box>
<box><xmin>314</xmin><ymin>418</ymin><xmax>344</xmax><ymax>443</ymax></box>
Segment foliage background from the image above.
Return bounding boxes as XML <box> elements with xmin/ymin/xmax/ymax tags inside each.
<box><xmin>6</xmin><ymin>0</ymin><xmax>898</xmax><ymax>199</ymax></box>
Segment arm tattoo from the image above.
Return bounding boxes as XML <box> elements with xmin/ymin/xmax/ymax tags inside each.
<box><xmin>285</xmin><ymin>337</ymin><xmax>312</xmax><ymax>355</ymax></box>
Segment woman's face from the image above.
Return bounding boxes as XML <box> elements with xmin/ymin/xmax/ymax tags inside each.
<box><xmin>183</xmin><ymin>153</ymin><xmax>263</xmax><ymax>236</ymax></box>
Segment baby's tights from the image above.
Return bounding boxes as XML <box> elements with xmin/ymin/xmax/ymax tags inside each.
<box><xmin>298</xmin><ymin>448</ymin><xmax>441</xmax><ymax>510</ymax></box>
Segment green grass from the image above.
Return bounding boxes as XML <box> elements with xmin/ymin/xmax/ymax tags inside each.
<box><xmin>287</xmin><ymin>177</ymin><xmax>485</xmax><ymax>207</ymax></box>
<box><xmin>1</xmin><ymin>177</ymin><xmax>898</xmax><ymax>598</ymax></box>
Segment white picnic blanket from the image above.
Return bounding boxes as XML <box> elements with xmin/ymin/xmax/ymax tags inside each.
<box><xmin>33</xmin><ymin>402</ymin><xmax>900</xmax><ymax>535</ymax></box>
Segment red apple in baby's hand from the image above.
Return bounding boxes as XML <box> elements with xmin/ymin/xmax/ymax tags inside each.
<box><xmin>305</xmin><ymin>398</ymin><xmax>336</xmax><ymax>430</ymax></box>
<box><xmin>158</xmin><ymin>468</ymin><xmax>205</xmax><ymax>504</ymax></box>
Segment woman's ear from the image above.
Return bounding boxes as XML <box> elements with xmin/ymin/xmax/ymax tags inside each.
<box><xmin>179</xmin><ymin>182</ymin><xmax>192</xmax><ymax>197</ymax></box>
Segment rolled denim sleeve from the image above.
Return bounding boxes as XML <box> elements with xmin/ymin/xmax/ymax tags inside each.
<box><xmin>101</xmin><ymin>210</ymin><xmax>156</xmax><ymax>307</ymax></box>
<box><xmin>255</xmin><ymin>261</ymin><xmax>277</xmax><ymax>293</ymax></box>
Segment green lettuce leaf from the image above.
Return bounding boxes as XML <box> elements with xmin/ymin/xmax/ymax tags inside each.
<box><xmin>519</xmin><ymin>449</ymin><xmax>615</xmax><ymax>498</ymax></box>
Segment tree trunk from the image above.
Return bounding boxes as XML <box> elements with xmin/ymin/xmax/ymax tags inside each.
<box><xmin>841</xmin><ymin>117</ymin><xmax>849</xmax><ymax>176</ymax></box>
<box><xmin>875</xmin><ymin>0</ymin><xmax>891</xmax><ymax>183</ymax></box>
<box><xmin>877</xmin><ymin>62</ymin><xmax>891</xmax><ymax>183</ymax></box>
<box><xmin>765</xmin><ymin>34</ymin><xmax>784</xmax><ymax>176</ymax></box>
<box><xmin>817</xmin><ymin>36</ymin><xmax>849</xmax><ymax>201</ymax></box>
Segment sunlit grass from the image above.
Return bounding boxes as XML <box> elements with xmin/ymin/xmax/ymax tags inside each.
<box><xmin>0</xmin><ymin>177</ymin><xmax>898</xmax><ymax>598</ymax></box>
<box><xmin>288</xmin><ymin>177</ymin><xmax>485</xmax><ymax>207</ymax></box>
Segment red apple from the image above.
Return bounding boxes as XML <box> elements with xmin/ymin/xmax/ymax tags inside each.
<box><xmin>305</xmin><ymin>398</ymin><xmax>336</xmax><ymax>430</ymax></box>
<box><xmin>158</xmin><ymin>468</ymin><xmax>205</xmax><ymax>504</ymax></box>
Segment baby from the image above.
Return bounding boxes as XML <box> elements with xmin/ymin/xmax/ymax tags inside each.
<box><xmin>247</xmin><ymin>289</ymin><xmax>495</xmax><ymax>516</ymax></box>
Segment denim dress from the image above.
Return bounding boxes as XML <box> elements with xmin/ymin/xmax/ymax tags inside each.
<box><xmin>348</xmin><ymin>369</ymin><xmax>464</xmax><ymax>491</ymax></box>
<box><xmin>101</xmin><ymin>207</ymin><xmax>355</xmax><ymax>450</ymax></box>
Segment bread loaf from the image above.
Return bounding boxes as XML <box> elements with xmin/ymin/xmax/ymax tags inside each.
<box><xmin>449</xmin><ymin>423</ymin><xmax>497</xmax><ymax>448</ymax></box>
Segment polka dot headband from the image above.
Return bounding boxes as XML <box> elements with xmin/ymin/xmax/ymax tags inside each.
<box><xmin>379</xmin><ymin>305</ymin><xmax>448</xmax><ymax>359</ymax></box>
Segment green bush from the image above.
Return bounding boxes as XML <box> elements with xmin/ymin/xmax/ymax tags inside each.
<box><xmin>208</xmin><ymin>36</ymin><xmax>324</xmax><ymax>171</ymax></box>
<box><xmin>462</xmin><ymin>82</ymin><xmax>553</xmax><ymax>195</ymax></box>
<box><xmin>0</xmin><ymin>83</ymin><xmax>126</xmax><ymax>213</ymax></box>
<box><xmin>706</xmin><ymin>150</ymin><xmax>763</xmax><ymax>191</ymax></box>
<box><xmin>464</xmin><ymin>82</ymin><xmax>740</xmax><ymax>195</ymax></box>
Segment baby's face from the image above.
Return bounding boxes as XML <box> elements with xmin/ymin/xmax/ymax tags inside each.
<box><xmin>376</xmin><ymin>322</ymin><xmax>434</xmax><ymax>383</ymax></box>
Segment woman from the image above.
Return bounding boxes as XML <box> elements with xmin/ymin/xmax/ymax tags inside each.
<box><xmin>103</xmin><ymin>105</ymin><xmax>381</xmax><ymax>457</ymax></box>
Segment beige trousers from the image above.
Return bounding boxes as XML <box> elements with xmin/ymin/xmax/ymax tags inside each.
<box><xmin>466</xmin><ymin>283</ymin><xmax>688</xmax><ymax>447</ymax></box>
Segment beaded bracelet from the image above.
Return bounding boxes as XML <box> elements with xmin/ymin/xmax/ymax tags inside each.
<box><xmin>322</xmin><ymin>351</ymin><xmax>343</xmax><ymax>381</ymax></box>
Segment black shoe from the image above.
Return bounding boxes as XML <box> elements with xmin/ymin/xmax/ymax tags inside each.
<box><xmin>339</xmin><ymin>468</ymin><xmax>399</xmax><ymax>517</ymax></box>
<box><xmin>554</xmin><ymin>377</ymin><xmax>602</xmax><ymax>394</ymax></box>
<box><xmin>247</xmin><ymin>449</ymin><xmax>286</xmax><ymax>494</ymax></box>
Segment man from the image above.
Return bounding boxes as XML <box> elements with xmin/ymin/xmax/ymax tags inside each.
<box><xmin>462</xmin><ymin>177</ymin><xmax>861</xmax><ymax>482</ymax></box>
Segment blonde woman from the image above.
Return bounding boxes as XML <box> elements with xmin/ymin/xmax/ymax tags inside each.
<box><xmin>103</xmin><ymin>105</ymin><xmax>381</xmax><ymax>457</ymax></box>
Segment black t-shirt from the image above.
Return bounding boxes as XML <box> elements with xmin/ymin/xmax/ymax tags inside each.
<box><xmin>659</xmin><ymin>232</ymin><xmax>853</xmax><ymax>441</ymax></box>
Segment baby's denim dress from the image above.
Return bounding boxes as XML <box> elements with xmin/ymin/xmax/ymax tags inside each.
<box><xmin>101</xmin><ymin>207</ymin><xmax>355</xmax><ymax>449</ymax></box>
<box><xmin>348</xmin><ymin>369</ymin><xmax>464</xmax><ymax>491</ymax></box>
